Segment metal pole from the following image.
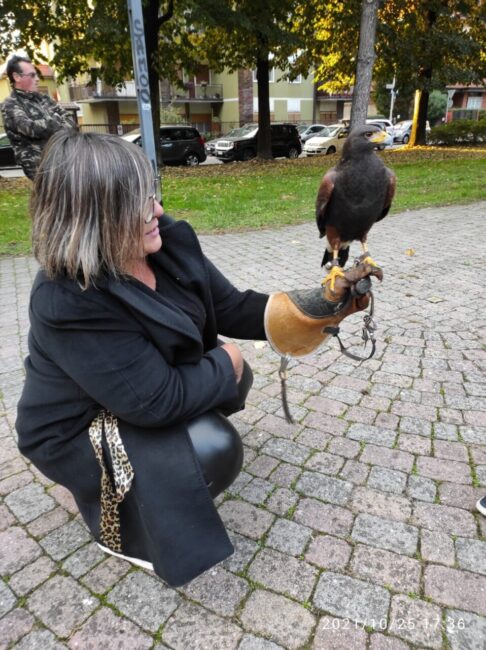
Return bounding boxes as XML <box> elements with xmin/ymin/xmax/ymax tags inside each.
<box><xmin>127</xmin><ymin>0</ymin><xmax>160</xmax><ymax>199</ymax></box>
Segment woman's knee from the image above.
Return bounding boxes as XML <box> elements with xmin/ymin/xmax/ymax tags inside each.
<box><xmin>187</xmin><ymin>411</ymin><xmax>243</xmax><ymax>497</ymax></box>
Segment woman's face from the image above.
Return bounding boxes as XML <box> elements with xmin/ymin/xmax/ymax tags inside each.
<box><xmin>142</xmin><ymin>199</ymin><xmax>164</xmax><ymax>256</ymax></box>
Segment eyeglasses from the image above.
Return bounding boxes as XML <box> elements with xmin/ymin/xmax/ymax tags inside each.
<box><xmin>144</xmin><ymin>177</ymin><xmax>161</xmax><ymax>223</ymax></box>
<box><xmin>18</xmin><ymin>72</ymin><xmax>38</xmax><ymax>79</ymax></box>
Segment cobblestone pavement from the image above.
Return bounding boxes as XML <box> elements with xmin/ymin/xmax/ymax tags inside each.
<box><xmin>1</xmin><ymin>202</ymin><xmax>486</xmax><ymax>650</ymax></box>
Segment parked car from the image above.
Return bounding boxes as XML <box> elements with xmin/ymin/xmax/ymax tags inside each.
<box><xmin>205</xmin><ymin>126</ymin><xmax>248</xmax><ymax>155</ymax></box>
<box><xmin>122</xmin><ymin>125</ymin><xmax>207</xmax><ymax>166</ymax></box>
<box><xmin>214</xmin><ymin>123</ymin><xmax>302</xmax><ymax>162</ymax></box>
<box><xmin>303</xmin><ymin>124</ymin><xmax>349</xmax><ymax>156</ymax></box>
<box><xmin>366</xmin><ymin>118</ymin><xmax>394</xmax><ymax>134</ymax></box>
<box><xmin>0</xmin><ymin>133</ymin><xmax>18</xmax><ymax>168</ymax></box>
<box><xmin>393</xmin><ymin>120</ymin><xmax>431</xmax><ymax>144</ymax></box>
<box><xmin>297</xmin><ymin>123</ymin><xmax>329</xmax><ymax>143</ymax></box>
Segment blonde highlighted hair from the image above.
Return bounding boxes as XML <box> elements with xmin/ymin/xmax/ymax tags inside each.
<box><xmin>31</xmin><ymin>130</ymin><xmax>154</xmax><ymax>288</ymax></box>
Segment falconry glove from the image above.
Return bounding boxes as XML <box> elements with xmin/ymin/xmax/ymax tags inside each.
<box><xmin>264</xmin><ymin>261</ymin><xmax>382</xmax><ymax>422</ymax></box>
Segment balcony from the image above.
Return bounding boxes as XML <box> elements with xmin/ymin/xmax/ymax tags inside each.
<box><xmin>69</xmin><ymin>80</ymin><xmax>136</xmax><ymax>102</ymax></box>
<box><xmin>170</xmin><ymin>83</ymin><xmax>223</xmax><ymax>103</ymax></box>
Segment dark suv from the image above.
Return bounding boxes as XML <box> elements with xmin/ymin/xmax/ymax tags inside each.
<box><xmin>122</xmin><ymin>125</ymin><xmax>207</xmax><ymax>166</ymax></box>
<box><xmin>214</xmin><ymin>123</ymin><xmax>302</xmax><ymax>162</ymax></box>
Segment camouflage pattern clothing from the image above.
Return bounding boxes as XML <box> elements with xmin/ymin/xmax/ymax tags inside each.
<box><xmin>1</xmin><ymin>89</ymin><xmax>74</xmax><ymax>180</ymax></box>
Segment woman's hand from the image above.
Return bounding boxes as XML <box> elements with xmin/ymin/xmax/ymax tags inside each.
<box><xmin>220</xmin><ymin>342</ymin><xmax>244</xmax><ymax>383</ymax></box>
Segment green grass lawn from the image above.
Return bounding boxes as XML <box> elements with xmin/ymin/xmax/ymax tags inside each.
<box><xmin>1</xmin><ymin>146</ymin><xmax>485</xmax><ymax>256</ymax></box>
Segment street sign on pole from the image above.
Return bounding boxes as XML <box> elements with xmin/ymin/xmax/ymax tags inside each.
<box><xmin>127</xmin><ymin>0</ymin><xmax>161</xmax><ymax>200</ymax></box>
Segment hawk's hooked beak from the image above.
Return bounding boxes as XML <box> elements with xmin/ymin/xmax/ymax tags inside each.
<box><xmin>369</xmin><ymin>130</ymin><xmax>386</xmax><ymax>144</ymax></box>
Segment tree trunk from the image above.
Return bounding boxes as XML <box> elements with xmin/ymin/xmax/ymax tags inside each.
<box><xmin>349</xmin><ymin>0</ymin><xmax>379</xmax><ymax>131</ymax></box>
<box><xmin>256</xmin><ymin>55</ymin><xmax>272</xmax><ymax>159</ymax></box>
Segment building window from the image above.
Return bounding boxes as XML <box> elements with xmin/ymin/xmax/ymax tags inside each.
<box><xmin>290</xmin><ymin>75</ymin><xmax>302</xmax><ymax>84</ymax></box>
<box><xmin>253</xmin><ymin>98</ymin><xmax>275</xmax><ymax>114</ymax></box>
<box><xmin>252</xmin><ymin>68</ymin><xmax>275</xmax><ymax>83</ymax></box>
<box><xmin>466</xmin><ymin>94</ymin><xmax>482</xmax><ymax>110</ymax></box>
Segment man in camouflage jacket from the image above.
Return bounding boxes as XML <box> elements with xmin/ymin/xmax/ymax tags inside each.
<box><xmin>1</xmin><ymin>56</ymin><xmax>74</xmax><ymax>180</ymax></box>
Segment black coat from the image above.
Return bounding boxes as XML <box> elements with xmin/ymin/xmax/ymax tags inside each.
<box><xmin>16</xmin><ymin>215</ymin><xmax>268</xmax><ymax>586</ymax></box>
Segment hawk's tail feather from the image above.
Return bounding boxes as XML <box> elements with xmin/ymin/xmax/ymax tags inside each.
<box><xmin>321</xmin><ymin>246</ymin><xmax>350</xmax><ymax>268</ymax></box>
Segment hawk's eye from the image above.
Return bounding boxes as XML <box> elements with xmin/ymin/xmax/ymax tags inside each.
<box><xmin>365</xmin><ymin>131</ymin><xmax>373</xmax><ymax>137</ymax></box>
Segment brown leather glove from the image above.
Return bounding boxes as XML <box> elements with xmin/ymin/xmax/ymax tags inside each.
<box><xmin>264</xmin><ymin>261</ymin><xmax>381</xmax><ymax>358</ymax></box>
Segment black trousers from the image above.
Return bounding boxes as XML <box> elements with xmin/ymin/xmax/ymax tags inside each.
<box><xmin>187</xmin><ymin>360</ymin><xmax>253</xmax><ymax>497</ymax></box>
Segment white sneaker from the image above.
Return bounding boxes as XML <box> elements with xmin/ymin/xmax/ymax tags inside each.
<box><xmin>97</xmin><ymin>543</ymin><xmax>154</xmax><ymax>571</ymax></box>
<box><xmin>477</xmin><ymin>496</ymin><xmax>486</xmax><ymax>517</ymax></box>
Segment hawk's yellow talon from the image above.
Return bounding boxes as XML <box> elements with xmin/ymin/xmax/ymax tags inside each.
<box><xmin>362</xmin><ymin>255</ymin><xmax>379</xmax><ymax>268</ymax></box>
<box><xmin>321</xmin><ymin>265</ymin><xmax>346</xmax><ymax>293</ymax></box>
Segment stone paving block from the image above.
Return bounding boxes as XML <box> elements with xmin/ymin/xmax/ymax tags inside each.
<box><xmin>303</xmin><ymin>412</ymin><xmax>348</xmax><ymax>435</ymax></box>
<box><xmin>266</xmin><ymin>518</ymin><xmax>312</xmax><ymax>556</ymax></box>
<box><xmin>374</xmin><ymin>412</ymin><xmax>400</xmax><ymax>429</ymax></box>
<box><xmin>179</xmin><ymin>565</ymin><xmax>249</xmax><ymax>616</ymax></box>
<box><xmin>0</xmin><ymin>607</ymin><xmax>35</xmax><ymax>649</ymax></box>
<box><xmin>367</xmin><ymin>466</ymin><xmax>408</xmax><ymax>495</ymax></box>
<box><xmin>163</xmin><ymin>601</ymin><xmax>243</xmax><ymax>649</ymax></box>
<box><xmin>67</xmin><ymin>607</ymin><xmax>153</xmax><ymax>649</ymax></box>
<box><xmin>257</xmin><ymin>413</ymin><xmax>301</xmax><ymax>440</ymax></box>
<box><xmin>352</xmin><ymin>513</ymin><xmax>418</xmax><ymax>557</ymax></box>
<box><xmin>295</xmin><ymin>471</ymin><xmax>353</xmax><ymax>506</ymax></box>
<box><xmin>476</xmin><ymin>464</ymin><xmax>486</xmax><ymax>486</ymax></box>
<box><xmin>445</xmin><ymin>608</ymin><xmax>486</xmax><ymax>650</ymax></box>
<box><xmin>350</xmin><ymin>487</ymin><xmax>412</xmax><ymax>523</ymax></box>
<box><xmin>439</xmin><ymin>408</ymin><xmax>464</xmax><ymax>425</ymax></box>
<box><xmin>294</xmin><ymin>498</ymin><xmax>353</xmax><ymax>537</ymax></box>
<box><xmin>327</xmin><ymin>437</ymin><xmax>361</xmax><ymax>459</ymax></box>
<box><xmin>433</xmin><ymin>422</ymin><xmax>459</xmax><ymax>441</ymax></box>
<box><xmin>438</xmin><ymin>481</ymin><xmax>484</xmax><ymax>510</ymax></box>
<box><xmin>248</xmin><ymin>547</ymin><xmax>317</xmax><ymax>601</ymax></box>
<box><xmin>4</xmin><ymin>482</ymin><xmax>56</xmax><ymax>524</ymax></box>
<box><xmin>339</xmin><ymin>460</ymin><xmax>370</xmax><ymax>485</ymax></box>
<box><xmin>369</xmin><ymin>633</ymin><xmax>410</xmax><ymax>650</ymax></box>
<box><xmin>39</xmin><ymin>519</ymin><xmax>92</xmax><ymax>561</ymax></box>
<box><xmin>246</xmin><ymin>454</ymin><xmax>280</xmax><ymax>478</ymax></box>
<box><xmin>397</xmin><ymin>434</ymin><xmax>432</xmax><ymax>456</ymax></box>
<box><xmin>239</xmin><ymin>634</ymin><xmax>284</xmax><ymax>650</ymax></box>
<box><xmin>261</xmin><ymin>438</ymin><xmax>310</xmax><ymax>465</ymax></box>
<box><xmin>240</xmin><ymin>589</ymin><xmax>315</xmax><ymax>650</ymax></box>
<box><xmin>26</xmin><ymin>508</ymin><xmax>70</xmax><ymax>541</ymax></box>
<box><xmin>0</xmin><ymin>470</ymin><xmax>33</xmax><ymax>496</ymax></box>
<box><xmin>455</xmin><ymin>537</ymin><xmax>486</xmax><ymax>576</ymax></box>
<box><xmin>420</xmin><ymin>529</ymin><xmax>455</xmax><ymax>567</ymax></box>
<box><xmin>470</xmin><ymin>444</ymin><xmax>486</xmax><ymax>465</ymax></box>
<box><xmin>239</xmin><ymin>478</ymin><xmax>274</xmax><ymax>505</ymax></box>
<box><xmin>48</xmin><ymin>484</ymin><xmax>78</xmax><ymax>513</ymax></box>
<box><xmin>344</xmin><ymin>405</ymin><xmax>377</xmax><ymax>425</ymax></box>
<box><xmin>265</xmin><ymin>487</ymin><xmax>298</xmax><ymax>517</ymax></box>
<box><xmin>8</xmin><ymin>555</ymin><xmax>57</xmax><ymax>596</ymax></box>
<box><xmin>434</xmin><ymin>439</ymin><xmax>469</xmax><ymax>462</ymax></box>
<box><xmin>313</xmin><ymin>572</ymin><xmax>390</xmax><ymax>629</ymax></box>
<box><xmin>388</xmin><ymin>595</ymin><xmax>443</xmax><ymax>648</ymax></box>
<box><xmin>11</xmin><ymin>629</ymin><xmax>68</xmax><ymax>650</ymax></box>
<box><xmin>0</xmin><ymin>502</ymin><xmax>15</xmax><ymax>531</ymax></box>
<box><xmin>350</xmin><ymin>544</ymin><xmax>421</xmax><ymax>594</ymax></box>
<box><xmin>62</xmin><ymin>541</ymin><xmax>105</xmax><ymax>578</ymax></box>
<box><xmin>27</xmin><ymin>575</ymin><xmax>98</xmax><ymax>637</ymax></box>
<box><xmin>242</xmin><ymin>429</ymin><xmax>272</xmax><ymax>450</ymax></box>
<box><xmin>296</xmin><ymin>428</ymin><xmax>332</xmax><ymax>450</ymax></box>
<box><xmin>304</xmin><ymin>395</ymin><xmax>347</xmax><ymax>417</ymax></box>
<box><xmin>269</xmin><ymin>463</ymin><xmax>301</xmax><ymax>488</ymax></box>
<box><xmin>407</xmin><ymin>475</ymin><xmax>437</xmax><ymax>503</ymax></box>
<box><xmin>227</xmin><ymin>470</ymin><xmax>253</xmax><ymax>496</ymax></box>
<box><xmin>221</xmin><ymin>531</ymin><xmax>258</xmax><ymax>574</ymax></box>
<box><xmin>0</xmin><ymin>579</ymin><xmax>16</xmax><ymax>618</ymax></box>
<box><xmin>305</xmin><ymin>534</ymin><xmax>352</xmax><ymax>571</ymax></box>
<box><xmin>107</xmin><ymin>571</ymin><xmax>181</xmax><ymax>632</ymax></box>
<box><xmin>458</xmin><ymin>426</ymin><xmax>486</xmax><ymax>444</ymax></box>
<box><xmin>424</xmin><ymin>565</ymin><xmax>486</xmax><ymax>616</ymax></box>
<box><xmin>0</xmin><ymin>456</ymin><xmax>28</xmax><ymax>480</ymax></box>
<box><xmin>81</xmin><ymin>556</ymin><xmax>131</xmax><ymax>594</ymax></box>
<box><xmin>218</xmin><ymin>500</ymin><xmax>274</xmax><ymax>540</ymax></box>
<box><xmin>412</xmin><ymin>502</ymin><xmax>477</xmax><ymax>537</ymax></box>
<box><xmin>312</xmin><ymin>615</ymin><xmax>368</xmax><ymax>649</ymax></box>
<box><xmin>305</xmin><ymin>451</ymin><xmax>345</xmax><ymax>476</ymax></box>
<box><xmin>416</xmin><ymin>455</ymin><xmax>472</xmax><ymax>484</ymax></box>
<box><xmin>0</xmin><ymin>526</ymin><xmax>42</xmax><ymax>575</ymax></box>
<box><xmin>360</xmin><ymin>445</ymin><xmax>414</xmax><ymax>473</ymax></box>
<box><xmin>347</xmin><ymin>424</ymin><xmax>396</xmax><ymax>448</ymax></box>
<box><xmin>399</xmin><ymin>416</ymin><xmax>432</xmax><ymax>437</ymax></box>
